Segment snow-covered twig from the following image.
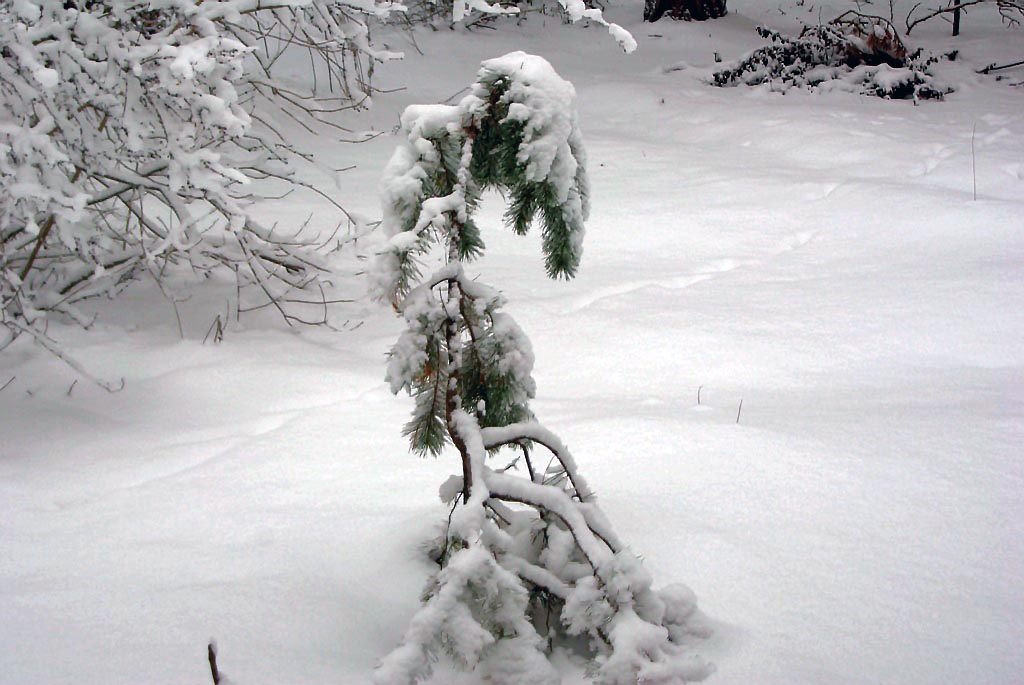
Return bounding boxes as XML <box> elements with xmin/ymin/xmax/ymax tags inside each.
<box><xmin>7</xmin><ymin>319</ymin><xmax>124</xmax><ymax>393</ymax></box>
<box><xmin>1</xmin><ymin>0</ymin><xmax>396</xmax><ymax>367</ymax></box>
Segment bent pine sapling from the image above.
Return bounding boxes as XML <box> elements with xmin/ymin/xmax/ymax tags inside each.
<box><xmin>372</xmin><ymin>52</ymin><xmax>713</xmax><ymax>685</ymax></box>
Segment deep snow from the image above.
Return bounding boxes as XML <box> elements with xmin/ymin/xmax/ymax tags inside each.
<box><xmin>2</xmin><ymin>1</ymin><xmax>1022</xmax><ymax>684</ymax></box>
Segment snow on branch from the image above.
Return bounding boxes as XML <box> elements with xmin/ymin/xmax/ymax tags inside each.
<box><xmin>905</xmin><ymin>0</ymin><xmax>1024</xmax><ymax>34</ymax></box>
<box><xmin>1</xmin><ymin>0</ymin><xmax>397</xmax><ymax>366</ymax></box>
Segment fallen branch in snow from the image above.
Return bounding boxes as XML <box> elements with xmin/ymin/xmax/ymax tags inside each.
<box><xmin>978</xmin><ymin>58</ymin><xmax>1024</xmax><ymax>73</ymax></box>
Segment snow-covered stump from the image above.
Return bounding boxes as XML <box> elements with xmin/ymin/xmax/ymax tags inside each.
<box><xmin>372</xmin><ymin>52</ymin><xmax>713</xmax><ymax>685</ymax></box>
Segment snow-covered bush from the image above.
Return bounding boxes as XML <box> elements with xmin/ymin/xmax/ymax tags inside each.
<box><xmin>0</xmin><ymin>0</ymin><xmax>398</xmax><ymax>362</ymax></box>
<box><xmin>713</xmin><ymin>13</ymin><xmax>952</xmax><ymax>101</ymax></box>
<box><xmin>372</xmin><ymin>52</ymin><xmax>712</xmax><ymax>684</ymax></box>
<box><xmin>392</xmin><ymin>0</ymin><xmax>636</xmax><ymax>54</ymax></box>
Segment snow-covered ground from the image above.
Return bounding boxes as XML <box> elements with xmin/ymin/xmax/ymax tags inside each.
<box><xmin>2</xmin><ymin>2</ymin><xmax>1022</xmax><ymax>683</ymax></box>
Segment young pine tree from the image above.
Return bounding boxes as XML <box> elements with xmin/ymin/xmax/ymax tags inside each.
<box><xmin>372</xmin><ymin>52</ymin><xmax>713</xmax><ymax>685</ymax></box>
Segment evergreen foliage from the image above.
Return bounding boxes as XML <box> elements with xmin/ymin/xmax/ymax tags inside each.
<box><xmin>713</xmin><ymin>15</ymin><xmax>953</xmax><ymax>101</ymax></box>
<box><xmin>373</xmin><ymin>52</ymin><xmax>712</xmax><ymax>684</ymax></box>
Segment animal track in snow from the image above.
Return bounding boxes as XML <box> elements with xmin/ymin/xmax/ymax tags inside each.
<box><xmin>1002</xmin><ymin>163</ymin><xmax>1023</xmax><ymax>180</ymax></box>
<box><xmin>818</xmin><ymin>182</ymin><xmax>842</xmax><ymax>199</ymax></box>
<box><xmin>567</xmin><ymin>230</ymin><xmax>819</xmax><ymax>313</ymax></box>
<box><xmin>566</xmin><ymin>256</ymin><xmax>750</xmax><ymax>312</ymax></box>
<box><xmin>919</xmin><ymin>143</ymin><xmax>956</xmax><ymax>175</ymax></box>
<box><xmin>566</xmin><ymin>274</ymin><xmax>711</xmax><ymax>312</ymax></box>
<box><xmin>702</xmin><ymin>257</ymin><xmax>743</xmax><ymax>273</ymax></box>
<box><xmin>777</xmin><ymin>230</ymin><xmax>816</xmax><ymax>253</ymax></box>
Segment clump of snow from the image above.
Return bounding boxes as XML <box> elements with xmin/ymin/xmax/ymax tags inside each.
<box><xmin>556</xmin><ymin>0</ymin><xmax>637</xmax><ymax>54</ymax></box>
<box><xmin>372</xmin><ymin>51</ymin><xmax>589</xmax><ymax>302</ymax></box>
<box><xmin>477</xmin><ymin>52</ymin><xmax>584</xmax><ymax>197</ymax></box>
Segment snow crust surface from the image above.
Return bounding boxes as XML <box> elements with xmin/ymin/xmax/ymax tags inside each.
<box><xmin>2</xmin><ymin>2</ymin><xmax>1023</xmax><ymax>684</ymax></box>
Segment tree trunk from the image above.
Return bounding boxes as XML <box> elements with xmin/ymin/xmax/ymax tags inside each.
<box><xmin>645</xmin><ymin>0</ymin><xmax>727</xmax><ymax>23</ymax></box>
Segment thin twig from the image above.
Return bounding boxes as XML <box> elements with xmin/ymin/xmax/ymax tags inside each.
<box><xmin>972</xmin><ymin>122</ymin><xmax>978</xmax><ymax>201</ymax></box>
<box><xmin>8</xmin><ymin>320</ymin><xmax>124</xmax><ymax>393</ymax></box>
<box><xmin>172</xmin><ymin>299</ymin><xmax>185</xmax><ymax>340</ymax></box>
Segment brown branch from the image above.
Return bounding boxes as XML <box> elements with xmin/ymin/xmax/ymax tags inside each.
<box><xmin>18</xmin><ymin>113</ymin><xmax>110</xmax><ymax>281</ymax></box>
<box><xmin>487</xmin><ymin>435</ymin><xmax>587</xmax><ymax>498</ymax></box>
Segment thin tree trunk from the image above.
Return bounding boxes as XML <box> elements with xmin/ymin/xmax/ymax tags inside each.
<box><xmin>444</xmin><ymin>132</ymin><xmax>478</xmax><ymax>504</ymax></box>
<box><xmin>444</xmin><ymin>280</ymin><xmax>471</xmax><ymax>503</ymax></box>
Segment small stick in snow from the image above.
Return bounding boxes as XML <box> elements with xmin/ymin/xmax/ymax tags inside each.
<box><xmin>971</xmin><ymin>122</ymin><xmax>978</xmax><ymax>201</ymax></box>
<box><xmin>172</xmin><ymin>299</ymin><xmax>184</xmax><ymax>341</ymax></box>
<box><xmin>67</xmin><ymin>380</ymin><xmax>77</xmax><ymax>397</ymax></box>
<box><xmin>207</xmin><ymin>642</ymin><xmax>221</xmax><ymax>685</ymax></box>
<box><xmin>203</xmin><ymin>315</ymin><xmax>225</xmax><ymax>345</ymax></box>
<box><xmin>0</xmin><ymin>376</ymin><xmax>14</xmax><ymax>393</ymax></box>
<box><xmin>697</xmin><ymin>385</ymin><xmax>703</xmax><ymax>405</ymax></box>
<box><xmin>736</xmin><ymin>399</ymin><xmax>743</xmax><ymax>424</ymax></box>
<box><xmin>978</xmin><ymin>59</ymin><xmax>1024</xmax><ymax>74</ymax></box>
<box><xmin>441</xmin><ymin>86</ymin><xmax>470</xmax><ymax>104</ymax></box>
